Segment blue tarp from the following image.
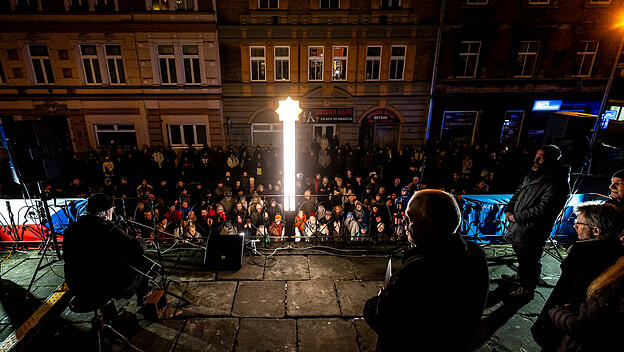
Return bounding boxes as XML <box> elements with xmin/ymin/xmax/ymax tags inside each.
<box><xmin>460</xmin><ymin>193</ymin><xmax>610</xmax><ymax>242</ymax></box>
<box><xmin>44</xmin><ymin>199</ymin><xmax>88</xmax><ymax>233</ymax></box>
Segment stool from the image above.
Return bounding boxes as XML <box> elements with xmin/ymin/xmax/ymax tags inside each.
<box><xmin>68</xmin><ymin>295</ymin><xmax>143</xmax><ymax>352</ymax></box>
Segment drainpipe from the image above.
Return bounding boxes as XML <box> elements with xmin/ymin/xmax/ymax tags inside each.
<box><xmin>425</xmin><ymin>0</ymin><xmax>446</xmax><ymax>143</ymax></box>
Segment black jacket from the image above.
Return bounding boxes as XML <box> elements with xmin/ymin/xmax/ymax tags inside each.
<box><xmin>504</xmin><ymin>162</ymin><xmax>570</xmax><ymax>248</ymax></box>
<box><xmin>548</xmin><ymin>284</ymin><xmax>624</xmax><ymax>351</ymax></box>
<box><xmin>531</xmin><ymin>237</ymin><xmax>624</xmax><ymax>350</ymax></box>
<box><xmin>363</xmin><ymin>235</ymin><xmax>489</xmax><ymax>352</ymax></box>
<box><xmin>63</xmin><ymin>214</ymin><xmax>145</xmax><ymax>301</ymax></box>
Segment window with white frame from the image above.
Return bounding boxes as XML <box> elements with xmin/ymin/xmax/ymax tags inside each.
<box><xmin>466</xmin><ymin>0</ymin><xmax>488</xmax><ymax>4</ymax></box>
<box><xmin>105</xmin><ymin>45</ymin><xmax>126</xmax><ymax>84</ymax></box>
<box><xmin>320</xmin><ymin>0</ymin><xmax>339</xmax><ymax>8</ymax></box>
<box><xmin>259</xmin><ymin>0</ymin><xmax>278</xmax><ymax>8</ymax></box>
<box><xmin>332</xmin><ymin>46</ymin><xmax>347</xmax><ymax>81</ymax></box>
<box><xmin>94</xmin><ymin>124</ymin><xmax>137</xmax><ymax>147</ymax></box>
<box><xmin>182</xmin><ymin>45</ymin><xmax>201</xmax><ymax>85</ymax></box>
<box><xmin>514</xmin><ymin>41</ymin><xmax>539</xmax><ymax>77</ymax></box>
<box><xmin>308</xmin><ymin>46</ymin><xmax>324</xmax><ymax>81</ymax></box>
<box><xmin>152</xmin><ymin>0</ymin><xmax>169</xmax><ymax>10</ymax></box>
<box><xmin>365</xmin><ymin>46</ymin><xmax>381</xmax><ymax>80</ymax></box>
<box><xmin>313</xmin><ymin>124</ymin><xmax>335</xmax><ymax>140</ymax></box>
<box><xmin>168</xmin><ymin>124</ymin><xmax>207</xmax><ymax>146</ymax></box>
<box><xmin>158</xmin><ymin>44</ymin><xmax>177</xmax><ymax>84</ymax></box>
<box><xmin>250</xmin><ymin>46</ymin><xmax>266</xmax><ymax>81</ymax></box>
<box><xmin>80</xmin><ymin>45</ymin><xmax>102</xmax><ymax>85</ymax></box>
<box><xmin>28</xmin><ymin>45</ymin><xmax>55</xmax><ymax>84</ymax></box>
<box><xmin>0</xmin><ymin>61</ymin><xmax>6</xmax><ymax>84</ymax></box>
<box><xmin>380</xmin><ymin>0</ymin><xmax>400</xmax><ymax>8</ymax></box>
<box><xmin>575</xmin><ymin>41</ymin><xmax>599</xmax><ymax>77</ymax></box>
<box><xmin>457</xmin><ymin>41</ymin><xmax>481</xmax><ymax>78</ymax></box>
<box><xmin>251</xmin><ymin>123</ymin><xmax>282</xmax><ymax>147</ymax></box>
<box><xmin>14</xmin><ymin>0</ymin><xmax>39</xmax><ymax>11</ymax></box>
<box><xmin>95</xmin><ymin>0</ymin><xmax>116</xmax><ymax>11</ymax></box>
<box><xmin>274</xmin><ymin>46</ymin><xmax>290</xmax><ymax>81</ymax></box>
<box><xmin>389</xmin><ymin>45</ymin><xmax>406</xmax><ymax>80</ymax></box>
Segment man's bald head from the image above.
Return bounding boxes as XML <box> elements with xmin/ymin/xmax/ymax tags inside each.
<box><xmin>406</xmin><ymin>189</ymin><xmax>461</xmax><ymax>244</ymax></box>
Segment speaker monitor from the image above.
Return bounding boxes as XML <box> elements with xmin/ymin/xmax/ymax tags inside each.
<box><xmin>203</xmin><ymin>234</ymin><xmax>244</xmax><ymax>271</ymax></box>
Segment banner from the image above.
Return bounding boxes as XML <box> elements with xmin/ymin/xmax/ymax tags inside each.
<box><xmin>440</xmin><ymin>111</ymin><xmax>478</xmax><ymax>142</ymax></box>
<box><xmin>363</xmin><ymin>108</ymin><xmax>399</xmax><ymax>123</ymax></box>
<box><xmin>301</xmin><ymin>108</ymin><xmax>353</xmax><ymax>123</ymax></box>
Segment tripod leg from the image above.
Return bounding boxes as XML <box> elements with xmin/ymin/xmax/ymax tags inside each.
<box><xmin>103</xmin><ymin>324</ymin><xmax>144</xmax><ymax>352</ymax></box>
<box><xmin>164</xmin><ymin>288</ymin><xmax>191</xmax><ymax>305</ymax></box>
<box><xmin>27</xmin><ymin>235</ymin><xmax>52</xmax><ymax>291</ymax></box>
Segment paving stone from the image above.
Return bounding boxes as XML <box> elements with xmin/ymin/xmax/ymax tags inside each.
<box><xmin>349</xmin><ymin>257</ymin><xmax>392</xmax><ymax>281</ymax></box>
<box><xmin>263</xmin><ymin>255</ymin><xmax>310</xmax><ymax>281</ymax></box>
<box><xmin>174</xmin><ymin>318</ymin><xmax>238</xmax><ymax>352</ymax></box>
<box><xmin>236</xmin><ymin>318</ymin><xmax>296</xmax><ymax>352</ymax></box>
<box><xmin>298</xmin><ymin>318</ymin><xmax>359</xmax><ymax>352</ymax></box>
<box><xmin>232</xmin><ymin>281</ymin><xmax>285</xmax><ymax>317</ymax></box>
<box><xmin>335</xmin><ymin>281</ymin><xmax>383</xmax><ymax>317</ymax></box>
<box><xmin>127</xmin><ymin>319</ymin><xmax>184</xmax><ymax>352</ymax></box>
<box><xmin>168</xmin><ymin>265</ymin><xmax>216</xmax><ymax>282</ymax></box>
<box><xmin>217</xmin><ymin>260</ymin><xmax>265</xmax><ymax>280</ymax></box>
<box><xmin>175</xmin><ymin>281</ymin><xmax>237</xmax><ymax>317</ymax></box>
<box><xmin>286</xmin><ymin>281</ymin><xmax>340</xmax><ymax>316</ymax></box>
<box><xmin>353</xmin><ymin>318</ymin><xmax>378</xmax><ymax>352</ymax></box>
<box><xmin>308</xmin><ymin>255</ymin><xmax>356</xmax><ymax>280</ymax></box>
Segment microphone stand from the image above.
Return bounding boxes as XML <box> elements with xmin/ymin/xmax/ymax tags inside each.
<box><xmin>121</xmin><ymin>218</ymin><xmax>193</xmax><ymax>304</ymax></box>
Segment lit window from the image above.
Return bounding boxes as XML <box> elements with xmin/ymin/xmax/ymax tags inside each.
<box><xmin>389</xmin><ymin>45</ymin><xmax>406</xmax><ymax>80</ymax></box>
<box><xmin>158</xmin><ymin>44</ymin><xmax>177</xmax><ymax>84</ymax></box>
<box><xmin>320</xmin><ymin>0</ymin><xmax>339</xmax><ymax>9</ymax></box>
<box><xmin>183</xmin><ymin>45</ymin><xmax>201</xmax><ymax>84</ymax></box>
<box><xmin>176</xmin><ymin>0</ymin><xmax>194</xmax><ymax>11</ymax></box>
<box><xmin>105</xmin><ymin>45</ymin><xmax>126</xmax><ymax>84</ymax></box>
<box><xmin>28</xmin><ymin>45</ymin><xmax>55</xmax><ymax>84</ymax></box>
<box><xmin>81</xmin><ymin>45</ymin><xmax>102</xmax><ymax>84</ymax></box>
<box><xmin>274</xmin><ymin>46</ymin><xmax>290</xmax><ymax>81</ymax></box>
<box><xmin>259</xmin><ymin>0</ymin><xmax>279</xmax><ymax>8</ymax></box>
<box><xmin>365</xmin><ymin>46</ymin><xmax>381</xmax><ymax>80</ymax></box>
<box><xmin>575</xmin><ymin>40</ymin><xmax>599</xmax><ymax>77</ymax></box>
<box><xmin>332</xmin><ymin>46</ymin><xmax>347</xmax><ymax>81</ymax></box>
<box><xmin>308</xmin><ymin>46</ymin><xmax>324</xmax><ymax>81</ymax></box>
<box><xmin>457</xmin><ymin>41</ymin><xmax>481</xmax><ymax>78</ymax></box>
<box><xmin>168</xmin><ymin>124</ymin><xmax>207</xmax><ymax>146</ymax></box>
<box><xmin>94</xmin><ymin>124</ymin><xmax>137</xmax><ymax>147</ymax></box>
<box><xmin>152</xmin><ymin>0</ymin><xmax>169</xmax><ymax>10</ymax></box>
<box><xmin>514</xmin><ymin>41</ymin><xmax>539</xmax><ymax>77</ymax></box>
<box><xmin>250</xmin><ymin>46</ymin><xmax>266</xmax><ymax>81</ymax></box>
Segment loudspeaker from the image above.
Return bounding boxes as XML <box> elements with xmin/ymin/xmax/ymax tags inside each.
<box><xmin>203</xmin><ymin>234</ymin><xmax>244</xmax><ymax>271</ymax></box>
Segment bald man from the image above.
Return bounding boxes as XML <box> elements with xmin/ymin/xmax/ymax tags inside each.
<box><xmin>363</xmin><ymin>190</ymin><xmax>489</xmax><ymax>352</ymax></box>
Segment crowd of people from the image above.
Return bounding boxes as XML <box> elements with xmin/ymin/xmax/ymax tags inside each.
<box><xmin>1</xmin><ymin>136</ymin><xmax>543</xmax><ymax>243</ymax></box>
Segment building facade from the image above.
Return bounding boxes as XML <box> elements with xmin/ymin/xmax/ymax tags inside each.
<box><xmin>431</xmin><ymin>0</ymin><xmax>623</xmax><ymax>154</ymax></box>
<box><xmin>0</xmin><ymin>0</ymin><xmax>224</xmax><ymax>155</ymax></box>
<box><xmin>216</xmin><ymin>0</ymin><xmax>440</xmax><ymax>149</ymax></box>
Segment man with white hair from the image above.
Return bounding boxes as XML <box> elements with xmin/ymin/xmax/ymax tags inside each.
<box><xmin>363</xmin><ymin>189</ymin><xmax>489</xmax><ymax>352</ymax></box>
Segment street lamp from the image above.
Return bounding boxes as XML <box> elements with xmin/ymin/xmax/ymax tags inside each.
<box><xmin>275</xmin><ymin>96</ymin><xmax>302</xmax><ymax>212</ymax></box>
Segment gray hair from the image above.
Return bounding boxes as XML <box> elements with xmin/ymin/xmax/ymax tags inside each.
<box><xmin>574</xmin><ymin>201</ymin><xmax>624</xmax><ymax>239</ymax></box>
<box><xmin>93</xmin><ymin>210</ymin><xmax>108</xmax><ymax>219</ymax></box>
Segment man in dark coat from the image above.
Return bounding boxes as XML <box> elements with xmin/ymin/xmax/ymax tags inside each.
<box><xmin>363</xmin><ymin>189</ymin><xmax>489</xmax><ymax>352</ymax></box>
<box><xmin>605</xmin><ymin>168</ymin><xmax>624</xmax><ymax>211</ymax></box>
<box><xmin>504</xmin><ymin>145</ymin><xmax>570</xmax><ymax>301</ymax></box>
<box><xmin>531</xmin><ymin>201</ymin><xmax>624</xmax><ymax>351</ymax></box>
<box><xmin>63</xmin><ymin>193</ymin><xmax>150</xmax><ymax>306</ymax></box>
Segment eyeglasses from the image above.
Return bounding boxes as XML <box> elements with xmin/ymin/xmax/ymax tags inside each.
<box><xmin>574</xmin><ymin>221</ymin><xmax>591</xmax><ymax>227</ymax></box>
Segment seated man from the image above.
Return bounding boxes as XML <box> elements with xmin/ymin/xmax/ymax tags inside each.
<box><xmin>531</xmin><ymin>201</ymin><xmax>624</xmax><ymax>350</ymax></box>
<box><xmin>364</xmin><ymin>189</ymin><xmax>489</xmax><ymax>352</ymax></box>
<box><xmin>63</xmin><ymin>193</ymin><xmax>150</xmax><ymax>308</ymax></box>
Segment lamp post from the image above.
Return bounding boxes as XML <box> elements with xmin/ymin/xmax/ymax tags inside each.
<box><xmin>275</xmin><ymin>96</ymin><xmax>302</xmax><ymax>214</ymax></box>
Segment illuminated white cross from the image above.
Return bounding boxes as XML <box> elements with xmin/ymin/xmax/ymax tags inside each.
<box><xmin>275</xmin><ymin>96</ymin><xmax>302</xmax><ymax>212</ymax></box>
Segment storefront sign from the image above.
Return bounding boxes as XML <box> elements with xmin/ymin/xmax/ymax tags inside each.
<box><xmin>301</xmin><ymin>108</ymin><xmax>353</xmax><ymax>123</ymax></box>
<box><xmin>363</xmin><ymin>109</ymin><xmax>399</xmax><ymax>123</ymax></box>
<box><xmin>440</xmin><ymin>111</ymin><xmax>478</xmax><ymax>143</ymax></box>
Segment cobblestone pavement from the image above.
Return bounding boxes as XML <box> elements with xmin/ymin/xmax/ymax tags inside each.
<box><xmin>0</xmin><ymin>243</ymin><xmax>566</xmax><ymax>351</ymax></box>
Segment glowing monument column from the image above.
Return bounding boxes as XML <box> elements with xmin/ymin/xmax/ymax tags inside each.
<box><xmin>275</xmin><ymin>96</ymin><xmax>302</xmax><ymax>212</ymax></box>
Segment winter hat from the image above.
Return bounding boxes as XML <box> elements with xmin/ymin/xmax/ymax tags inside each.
<box><xmin>87</xmin><ymin>193</ymin><xmax>114</xmax><ymax>213</ymax></box>
<box><xmin>275</xmin><ymin>214</ymin><xmax>282</xmax><ymax>220</ymax></box>
<box><xmin>613</xmin><ymin>169</ymin><xmax>624</xmax><ymax>180</ymax></box>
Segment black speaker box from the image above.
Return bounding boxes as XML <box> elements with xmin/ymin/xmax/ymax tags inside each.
<box><xmin>203</xmin><ymin>234</ymin><xmax>244</xmax><ymax>271</ymax></box>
